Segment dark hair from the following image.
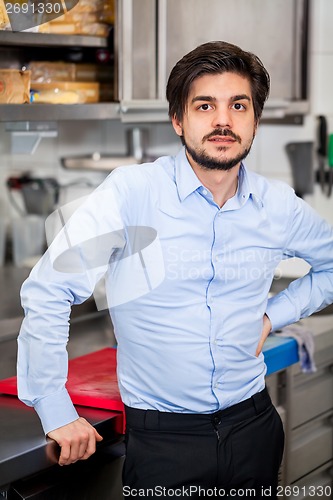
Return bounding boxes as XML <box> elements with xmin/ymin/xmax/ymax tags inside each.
<box><xmin>166</xmin><ymin>41</ymin><xmax>270</xmax><ymax>124</ymax></box>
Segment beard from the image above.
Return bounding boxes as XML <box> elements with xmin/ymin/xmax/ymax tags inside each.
<box><xmin>183</xmin><ymin>128</ymin><xmax>255</xmax><ymax>171</ymax></box>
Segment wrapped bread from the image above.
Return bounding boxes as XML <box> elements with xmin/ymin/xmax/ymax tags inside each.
<box><xmin>30</xmin><ymin>81</ymin><xmax>99</xmax><ymax>104</ymax></box>
<box><xmin>0</xmin><ymin>69</ymin><xmax>30</xmax><ymax>103</ymax></box>
<box><xmin>29</xmin><ymin>61</ymin><xmax>76</xmax><ymax>83</ymax></box>
<box><xmin>38</xmin><ymin>21</ymin><xmax>110</xmax><ymax>37</ymax></box>
<box><xmin>37</xmin><ymin>0</ymin><xmax>114</xmax><ymax>36</ymax></box>
<box><xmin>0</xmin><ymin>0</ymin><xmax>10</xmax><ymax>29</ymax></box>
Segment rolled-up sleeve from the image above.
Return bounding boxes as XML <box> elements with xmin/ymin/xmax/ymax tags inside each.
<box><xmin>266</xmin><ymin>194</ymin><xmax>333</xmax><ymax>331</ymax></box>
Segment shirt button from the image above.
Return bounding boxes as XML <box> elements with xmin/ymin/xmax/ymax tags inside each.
<box><xmin>202</xmin><ymin>189</ymin><xmax>208</xmax><ymax>195</ymax></box>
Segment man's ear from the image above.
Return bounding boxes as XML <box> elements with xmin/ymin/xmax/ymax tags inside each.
<box><xmin>171</xmin><ymin>114</ymin><xmax>183</xmax><ymax>137</ymax></box>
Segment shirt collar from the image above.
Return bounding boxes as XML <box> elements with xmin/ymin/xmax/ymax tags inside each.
<box><xmin>238</xmin><ymin>163</ymin><xmax>264</xmax><ymax>209</ymax></box>
<box><xmin>175</xmin><ymin>148</ymin><xmax>203</xmax><ymax>202</ymax></box>
<box><xmin>174</xmin><ymin>147</ymin><xmax>264</xmax><ymax>209</ymax></box>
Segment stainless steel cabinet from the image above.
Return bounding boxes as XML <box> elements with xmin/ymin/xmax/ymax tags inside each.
<box><xmin>291</xmin><ymin>365</ymin><xmax>333</xmax><ymax>428</ymax></box>
<box><xmin>116</xmin><ymin>0</ymin><xmax>156</xmax><ymax>101</ymax></box>
<box><xmin>159</xmin><ymin>0</ymin><xmax>303</xmax><ymax>101</ymax></box>
<box><xmin>118</xmin><ymin>0</ymin><xmax>309</xmax><ymax>123</ymax></box>
<box><xmin>285</xmin><ymin>325</ymin><xmax>333</xmax><ymax>497</ymax></box>
<box><xmin>266</xmin><ymin>322</ymin><xmax>333</xmax><ymax>498</ymax></box>
<box><xmin>0</xmin><ymin>0</ymin><xmax>309</xmax><ymax>123</ymax></box>
<box><xmin>289</xmin><ymin>412</ymin><xmax>333</xmax><ymax>483</ymax></box>
<box><xmin>292</xmin><ymin>462</ymin><xmax>333</xmax><ymax>500</ymax></box>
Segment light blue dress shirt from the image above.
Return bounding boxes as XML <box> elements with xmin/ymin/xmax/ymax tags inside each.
<box><xmin>17</xmin><ymin>147</ymin><xmax>333</xmax><ymax>435</ymax></box>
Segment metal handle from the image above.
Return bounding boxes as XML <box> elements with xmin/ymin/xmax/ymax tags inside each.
<box><xmin>317</xmin><ymin>115</ymin><xmax>327</xmax><ymax>156</ymax></box>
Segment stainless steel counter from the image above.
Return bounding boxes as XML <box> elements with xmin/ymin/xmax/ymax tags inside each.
<box><xmin>0</xmin><ymin>394</ymin><xmax>123</xmax><ymax>490</ymax></box>
<box><xmin>0</xmin><ymin>267</ymin><xmax>122</xmax><ymax>496</ymax></box>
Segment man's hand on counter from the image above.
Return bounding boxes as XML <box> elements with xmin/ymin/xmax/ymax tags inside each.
<box><xmin>47</xmin><ymin>417</ymin><xmax>103</xmax><ymax>466</ymax></box>
<box><xmin>256</xmin><ymin>314</ymin><xmax>272</xmax><ymax>357</ymax></box>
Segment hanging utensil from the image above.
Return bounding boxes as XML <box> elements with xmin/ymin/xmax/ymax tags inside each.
<box><xmin>328</xmin><ymin>133</ymin><xmax>333</xmax><ymax>198</ymax></box>
<box><xmin>317</xmin><ymin>115</ymin><xmax>327</xmax><ymax>193</ymax></box>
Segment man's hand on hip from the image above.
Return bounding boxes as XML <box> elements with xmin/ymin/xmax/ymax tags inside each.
<box><xmin>47</xmin><ymin>417</ymin><xmax>103</xmax><ymax>466</ymax></box>
<box><xmin>256</xmin><ymin>314</ymin><xmax>272</xmax><ymax>357</ymax></box>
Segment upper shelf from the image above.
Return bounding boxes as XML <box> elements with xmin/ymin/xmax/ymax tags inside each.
<box><xmin>0</xmin><ymin>31</ymin><xmax>114</xmax><ymax>121</ymax></box>
<box><xmin>0</xmin><ymin>103</ymin><xmax>121</xmax><ymax>121</ymax></box>
<box><xmin>0</xmin><ymin>31</ymin><xmax>108</xmax><ymax>48</ymax></box>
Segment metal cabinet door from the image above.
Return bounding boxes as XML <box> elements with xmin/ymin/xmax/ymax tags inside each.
<box><xmin>291</xmin><ymin>461</ymin><xmax>333</xmax><ymax>499</ymax></box>
<box><xmin>291</xmin><ymin>364</ymin><xmax>333</xmax><ymax>428</ymax></box>
<box><xmin>116</xmin><ymin>0</ymin><xmax>157</xmax><ymax>102</ymax></box>
<box><xmin>157</xmin><ymin>0</ymin><xmax>307</xmax><ymax>104</ymax></box>
<box><xmin>288</xmin><ymin>412</ymin><xmax>333</xmax><ymax>484</ymax></box>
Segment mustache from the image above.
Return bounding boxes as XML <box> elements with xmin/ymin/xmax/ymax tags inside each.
<box><xmin>202</xmin><ymin>128</ymin><xmax>241</xmax><ymax>144</ymax></box>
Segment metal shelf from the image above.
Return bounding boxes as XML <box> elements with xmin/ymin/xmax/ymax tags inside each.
<box><xmin>0</xmin><ymin>103</ymin><xmax>121</xmax><ymax>121</ymax></box>
<box><xmin>0</xmin><ymin>31</ymin><xmax>108</xmax><ymax>47</ymax></box>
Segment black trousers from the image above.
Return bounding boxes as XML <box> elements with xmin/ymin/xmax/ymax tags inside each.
<box><xmin>122</xmin><ymin>388</ymin><xmax>285</xmax><ymax>499</ymax></box>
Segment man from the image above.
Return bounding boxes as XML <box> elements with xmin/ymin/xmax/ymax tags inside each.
<box><xmin>17</xmin><ymin>41</ymin><xmax>333</xmax><ymax>498</ymax></box>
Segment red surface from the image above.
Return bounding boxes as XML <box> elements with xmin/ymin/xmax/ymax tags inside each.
<box><xmin>0</xmin><ymin>347</ymin><xmax>125</xmax><ymax>432</ymax></box>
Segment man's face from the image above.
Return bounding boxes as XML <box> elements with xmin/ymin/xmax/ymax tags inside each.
<box><xmin>172</xmin><ymin>72</ymin><xmax>257</xmax><ymax>171</ymax></box>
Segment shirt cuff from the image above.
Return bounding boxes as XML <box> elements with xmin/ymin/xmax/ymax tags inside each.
<box><xmin>34</xmin><ymin>388</ymin><xmax>79</xmax><ymax>436</ymax></box>
<box><xmin>266</xmin><ymin>292</ymin><xmax>300</xmax><ymax>332</ymax></box>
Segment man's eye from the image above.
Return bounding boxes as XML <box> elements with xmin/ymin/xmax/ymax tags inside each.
<box><xmin>199</xmin><ymin>103</ymin><xmax>212</xmax><ymax>111</ymax></box>
<box><xmin>232</xmin><ymin>103</ymin><xmax>246</xmax><ymax>111</ymax></box>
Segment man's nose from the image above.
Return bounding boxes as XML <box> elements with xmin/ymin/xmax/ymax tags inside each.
<box><xmin>211</xmin><ymin>107</ymin><xmax>232</xmax><ymax>129</ymax></box>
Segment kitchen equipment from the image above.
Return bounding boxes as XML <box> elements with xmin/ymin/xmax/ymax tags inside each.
<box><xmin>61</xmin><ymin>153</ymin><xmax>139</xmax><ymax>171</ymax></box>
<box><xmin>61</xmin><ymin>127</ymin><xmax>146</xmax><ymax>171</ymax></box>
<box><xmin>7</xmin><ymin>175</ymin><xmax>59</xmax><ymax>216</ymax></box>
<box><xmin>285</xmin><ymin>141</ymin><xmax>314</xmax><ymax>198</ymax></box>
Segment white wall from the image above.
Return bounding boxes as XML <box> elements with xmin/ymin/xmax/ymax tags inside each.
<box><xmin>1</xmin><ymin>0</ymin><xmax>333</xmax><ymax>265</ymax></box>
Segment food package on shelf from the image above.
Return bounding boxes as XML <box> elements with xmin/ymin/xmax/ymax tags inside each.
<box><xmin>0</xmin><ymin>0</ymin><xmax>10</xmax><ymax>29</ymax></box>
<box><xmin>68</xmin><ymin>0</ymin><xmax>106</xmax><ymax>13</ymax></box>
<box><xmin>38</xmin><ymin>21</ymin><xmax>110</xmax><ymax>37</ymax></box>
<box><xmin>48</xmin><ymin>11</ymin><xmax>101</xmax><ymax>24</ymax></box>
<box><xmin>0</xmin><ymin>69</ymin><xmax>31</xmax><ymax>103</ymax></box>
<box><xmin>37</xmin><ymin>0</ymin><xmax>114</xmax><ymax>36</ymax></box>
<box><xmin>30</xmin><ymin>81</ymin><xmax>99</xmax><ymax>104</ymax></box>
<box><xmin>68</xmin><ymin>0</ymin><xmax>115</xmax><ymax>23</ymax></box>
<box><xmin>98</xmin><ymin>0</ymin><xmax>115</xmax><ymax>25</ymax></box>
<box><xmin>29</xmin><ymin>61</ymin><xmax>76</xmax><ymax>83</ymax></box>
<box><xmin>28</xmin><ymin>61</ymin><xmax>113</xmax><ymax>101</ymax></box>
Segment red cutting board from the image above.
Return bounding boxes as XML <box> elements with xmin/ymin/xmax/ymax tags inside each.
<box><xmin>0</xmin><ymin>347</ymin><xmax>124</xmax><ymax>416</ymax></box>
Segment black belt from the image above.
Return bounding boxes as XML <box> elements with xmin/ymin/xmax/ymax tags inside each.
<box><xmin>125</xmin><ymin>387</ymin><xmax>272</xmax><ymax>431</ymax></box>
